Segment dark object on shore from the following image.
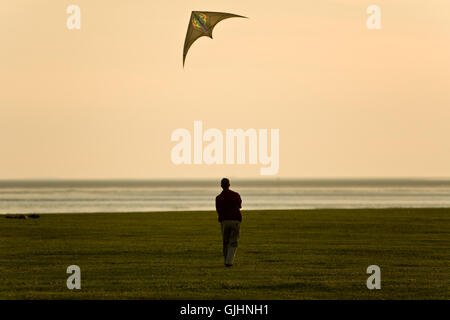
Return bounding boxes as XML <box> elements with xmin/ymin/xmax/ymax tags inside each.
<box><xmin>5</xmin><ymin>214</ymin><xmax>40</xmax><ymax>219</ymax></box>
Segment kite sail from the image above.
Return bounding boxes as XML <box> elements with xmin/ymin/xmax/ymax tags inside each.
<box><xmin>183</xmin><ymin>11</ymin><xmax>247</xmax><ymax>66</ymax></box>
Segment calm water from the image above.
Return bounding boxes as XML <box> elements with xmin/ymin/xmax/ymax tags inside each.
<box><xmin>1</xmin><ymin>179</ymin><xmax>450</xmax><ymax>214</ymax></box>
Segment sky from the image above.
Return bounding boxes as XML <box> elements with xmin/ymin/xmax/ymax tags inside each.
<box><xmin>1</xmin><ymin>0</ymin><xmax>449</xmax><ymax>179</ymax></box>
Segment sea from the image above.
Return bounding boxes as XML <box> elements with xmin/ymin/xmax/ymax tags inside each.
<box><xmin>0</xmin><ymin>179</ymin><xmax>450</xmax><ymax>214</ymax></box>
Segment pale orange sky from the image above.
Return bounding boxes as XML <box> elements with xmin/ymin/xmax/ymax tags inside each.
<box><xmin>1</xmin><ymin>0</ymin><xmax>449</xmax><ymax>179</ymax></box>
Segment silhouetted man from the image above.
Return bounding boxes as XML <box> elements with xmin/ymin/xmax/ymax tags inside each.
<box><xmin>215</xmin><ymin>178</ymin><xmax>242</xmax><ymax>267</ymax></box>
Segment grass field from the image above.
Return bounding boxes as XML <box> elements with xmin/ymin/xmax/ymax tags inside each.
<box><xmin>0</xmin><ymin>209</ymin><xmax>449</xmax><ymax>299</ymax></box>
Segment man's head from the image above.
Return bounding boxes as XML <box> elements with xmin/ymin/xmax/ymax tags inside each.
<box><xmin>221</xmin><ymin>178</ymin><xmax>230</xmax><ymax>190</ymax></box>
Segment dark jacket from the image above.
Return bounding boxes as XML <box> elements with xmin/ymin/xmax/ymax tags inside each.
<box><xmin>215</xmin><ymin>189</ymin><xmax>242</xmax><ymax>222</ymax></box>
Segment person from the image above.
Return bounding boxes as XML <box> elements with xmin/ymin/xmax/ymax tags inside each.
<box><xmin>215</xmin><ymin>178</ymin><xmax>242</xmax><ymax>267</ymax></box>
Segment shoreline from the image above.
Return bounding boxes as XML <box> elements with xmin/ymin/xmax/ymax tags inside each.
<box><xmin>2</xmin><ymin>207</ymin><xmax>450</xmax><ymax>216</ymax></box>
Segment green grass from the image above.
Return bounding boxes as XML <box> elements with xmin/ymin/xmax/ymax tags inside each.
<box><xmin>0</xmin><ymin>209</ymin><xmax>449</xmax><ymax>299</ymax></box>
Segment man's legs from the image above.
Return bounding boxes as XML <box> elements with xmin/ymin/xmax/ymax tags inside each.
<box><xmin>221</xmin><ymin>221</ymin><xmax>230</xmax><ymax>259</ymax></box>
<box><xmin>222</xmin><ymin>220</ymin><xmax>240</xmax><ymax>266</ymax></box>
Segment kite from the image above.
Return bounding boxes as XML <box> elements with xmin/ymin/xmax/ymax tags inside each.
<box><xmin>183</xmin><ymin>11</ymin><xmax>247</xmax><ymax>66</ymax></box>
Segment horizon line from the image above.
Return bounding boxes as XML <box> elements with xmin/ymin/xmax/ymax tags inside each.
<box><xmin>2</xmin><ymin>177</ymin><xmax>450</xmax><ymax>181</ymax></box>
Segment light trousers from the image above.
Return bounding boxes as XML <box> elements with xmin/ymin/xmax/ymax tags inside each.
<box><xmin>221</xmin><ymin>220</ymin><xmax>241</xmax><ymax>265</ymax></box>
